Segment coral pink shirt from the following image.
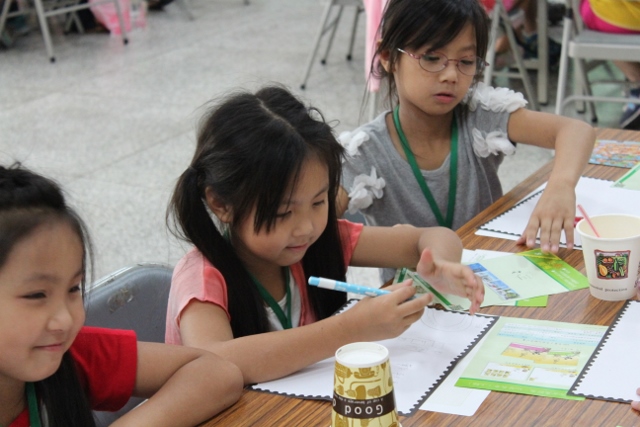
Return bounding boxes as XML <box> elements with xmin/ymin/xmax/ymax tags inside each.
<box><xmin>165</xmin><ymin>220</ymin><xmax>364</xmax><ymax>344</ymax></box>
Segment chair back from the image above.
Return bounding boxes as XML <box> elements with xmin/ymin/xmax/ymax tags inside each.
<box><xmin>555</xmin><ymin>0</ymin><xmax>640</xmax><ymax>117</ymax></box>
<box><xmin>84</xmin><ymin>263</ymin><xmax>173</xmax><ymax>426</ymax></box>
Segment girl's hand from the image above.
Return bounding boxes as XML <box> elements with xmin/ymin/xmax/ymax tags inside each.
<box><xmin>344</xmin><ymin>280</ymin><xmax>433</xmax><ymax>342</ymax></box>
<box><xmin>632</xmin><ymin>388</ymin><xmax>640</xmax><ymax>411</ymax></box>
<box><xmin>415</xmin><ymin>248</ymin><xmax>484</xmax><ymax>314</ymax></box>
<box><xmin>516</xmin><ymin>185</ymin><xmax>576</xmax><ymax>253</ymax></box>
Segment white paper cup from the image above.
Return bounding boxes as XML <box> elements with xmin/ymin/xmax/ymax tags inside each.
<box><xmin>332</xmin><ymin>343</ymin><xmax>400</xmax><ymax>427</ymax></box>
<box><xmin>576</xmin><ymin>214</ymin><xmax>640</xmax><ymax>301</ymax></box>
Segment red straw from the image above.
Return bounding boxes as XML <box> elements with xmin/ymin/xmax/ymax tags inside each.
<box><xmin>577</xmin><ymin>204</ymin><xmax>600</xmax><ymax>237</ymax></box>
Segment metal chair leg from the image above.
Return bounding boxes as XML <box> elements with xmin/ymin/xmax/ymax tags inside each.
<box><xmin>536</xmin><ymin>0</ymin><xmax>548</xmax><ymax>105</ymax></box>
<box><xmin>0</xmin><ymin>0</ymin><xmax>14</xmax><ymax>39</ymax></box>
<box><xmin>498</xmin><ymin>1</ymin><xmax>539</xmax><ymax>111</ymax></box>
<box><xmin>483</xmin><ymin>3</ymin><xmax>501</xmax><ymax>86</ymax></box>
<box><xmin>320</xmin><ymin>6</ymin><xmax>344</xmax><ymax>65</ymax></box>
<box><xmin>555</xmin><ymin>13</ymin><xmax>572</xmax><ymax>115</ymax></box>
<box><xmin>64</xmin><ymin>12</ymin><xmax>84</xmax><ymax>34</ymax></box>
<box><xmin>574</xmin><ymin>58</ymin><xmax>598</xmax><ymax>123</ymax></box>
<box><xmin>112</xmin><ymin>0</ymin><xmax>129</xmax><ymax>44</ymax></box>
<box><xmin>346</xmin><ymin>6</ymin><xmax>362</xmax><ymax>61</ymax></box>
<box><xmin>32</xmin><ymin>0</ymin><xmax>56</xmax><ymax>62</ymax></box>
<box><xmin>300</xmin><ymin>0</ymin><xmax>336</xmax><ymax>89</ymax></box>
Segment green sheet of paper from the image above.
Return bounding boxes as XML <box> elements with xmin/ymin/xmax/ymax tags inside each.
<box><xmin>613</xmin><ymin>162</ymin><xmax>640</xmax><ymax>190</ymax></box>
<box><xmin>455</xmin><ymin>316</ymin><xmax>607</xmax><ymax>399</ymax></box>
<box><xmin>395</xmin><ymin>249</ymin><xmax>586</xmax><ymax>310</ymax></box>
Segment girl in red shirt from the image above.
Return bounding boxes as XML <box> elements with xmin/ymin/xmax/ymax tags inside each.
<box><xmin>0</xmin><ymin>164</ymin><xmax>243</xmax><ymax>427</ymax></box>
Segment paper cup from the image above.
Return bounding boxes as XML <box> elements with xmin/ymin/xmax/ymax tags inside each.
<box><xmin>576</xmin><ymin>214</ymin><xmax>640</xmax><ymax>301</ymax></box>
<box><xmin>332</xmin><ymin>343</ymin><xmax>400</xmax><ymax>427</ymax></box>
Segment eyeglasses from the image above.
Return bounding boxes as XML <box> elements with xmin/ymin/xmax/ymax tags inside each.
<box><xmin>397</xmin><ymin>49</ymin><xmax>487</xmax><ymax>76</ymax></box>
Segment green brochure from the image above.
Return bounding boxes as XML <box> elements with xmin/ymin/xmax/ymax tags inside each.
<box><xmin>395</xmin><ymin>249</ymin><xmax>587</xmax><ymax>311</ymax></box>
<box><xmin>456</xmin><ymin>316</ymin><xmax>607</xmax><ymax>399</ymax></box>
<box><xmin>613</xmin><ymin>162</ymin><xmax>640</xmax><ymax>190</ymax></box>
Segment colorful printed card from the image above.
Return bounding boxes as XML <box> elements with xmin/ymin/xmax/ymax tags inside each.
<box><xmin>395</xmin><ymin>249</ymin><xmax>585</xmax><ymax>311</ymax></box>
<box><xmin>462</xmin><ymin>249</ymin><xmax>548</xmax><ymax>307</ymax></box>
<box><xmin>456</xmin><ymin>316</ymin><xmax>607</xmax><ymax>399</ymax></box>
<box><xmin>589</xmin><ymin>139</ymin><xmax>640</xmax><ymax>168</ymax></box>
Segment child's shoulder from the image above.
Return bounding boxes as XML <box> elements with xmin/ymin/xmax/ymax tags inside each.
<box><xmin>173</xmin><ymin>247</ymin><xmax>220</xmax><ymax>284</ymax></box>
<box><xmin>337</xmin><ymin>112</ymin><xmax>388</xmax><ymax>158</ymax></box>
<box><xmin>465</xmin><ymin>82</ymin><xmax>528</xmax><ymax>114</ymax></box>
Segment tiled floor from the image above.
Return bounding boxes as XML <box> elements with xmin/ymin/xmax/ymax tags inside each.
<box><xmin>0</xmin><ymin>0</ymin><xmax>624</xmax><ymax>286</ymax></box>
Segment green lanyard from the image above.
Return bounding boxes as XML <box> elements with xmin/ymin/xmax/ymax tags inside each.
<box><xmin>392</xmin><ymin>105</ymin><xmax>458</xmax><ymax>228</ymax></box>
<box><xmin>27</xmin><ymin>382</ymin><xmax>41</xmax><ymax>427</ymax></box>
<box><xmin>249</xmin><ymin>268</ymin><xmax>292</xmax><ymax>330</ymax></box>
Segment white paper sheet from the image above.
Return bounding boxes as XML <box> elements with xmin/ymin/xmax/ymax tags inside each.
<box><xmin>251</xmin><ymin>303</ymin><xmax>496</xmax><ymax>416</ymax></box>
<box><xmin>569</xmin><ymin>300</ymin><xmax>640</xmax><ymax>402</ymax></box>
<box><xmin>419</xmin><ymin>336</ymin><xmax>490</xmax><ymax>416</ymax></box>
<box><xmin>476</xmin><ymin>177</ymin><xmax>640</xmax><ymax>248</ymax></box>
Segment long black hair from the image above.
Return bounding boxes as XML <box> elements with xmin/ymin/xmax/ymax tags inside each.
<box><xmin>168</xmin><ymin>85</ymin><xmax>348</xmax><ymax>337</ymax></box>
<box><xmin>0</xmin><ymin>164</ymin><xmax>96</xmax><ymax>427</ymax></box>
<box><xmin>373</xmin><ymin>0</ymin><xmax>490</xmax><ymax>108</ymax></box>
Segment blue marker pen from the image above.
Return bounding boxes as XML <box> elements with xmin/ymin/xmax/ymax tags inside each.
<box><xmin>308</xmin><ymin>276</ymin><xmax>412</xmax><ymax>299</ymax></box>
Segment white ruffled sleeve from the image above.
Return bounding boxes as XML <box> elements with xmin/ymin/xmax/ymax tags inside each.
<box><xmin>467</xmin><ymin>82</ymin><xmax>528</xmax><ymax>113</ymax></box>
<box><xmin>466</xmin><ymin>82</ymin><xmax>527</xmax><ymax>113</ymax></box>
<box><xmin>472</xmin><ymin>129</ymin><xmax>517</xmax><ymax>157</ymax></box>
<box><xmin>466</xmin><ymin>82</ymin><xmax>526</xmax><ymax>157</ymax></box>
<box><xmin>346</xmin><ymin>167</ymin><xmax>385</xmax><ymax>214</ymax></box>
<box><xmin>338</xmin><ymin>130</ymin><xmax>369</xmax><ymax>158</ymax></box>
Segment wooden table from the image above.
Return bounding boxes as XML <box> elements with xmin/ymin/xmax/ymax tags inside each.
<box><xmin>201</xmin><ymin>127</ymin><xmax>640</xmax><ymax>426</ymax></box>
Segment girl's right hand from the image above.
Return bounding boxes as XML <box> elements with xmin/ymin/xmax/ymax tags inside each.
<box><xmin>342</xmin><ymin>279</ymin><xmax>432</xmax><ymax>342</ymax></box>
<box><xmin>632</xmin><ymin>388</ymin><xmax>640</xmax><ymax>411</ymax></box>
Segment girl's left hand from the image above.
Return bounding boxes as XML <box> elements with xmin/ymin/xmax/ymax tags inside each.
<box><xmin>415</xmin><ymin>248</ymin><xmax>484</xmax><ymax>314</ymax></box>
<box><xmin>516</xmin><ymin>185</ymin><xmax>576</xmax><ymax>253</ymax></box>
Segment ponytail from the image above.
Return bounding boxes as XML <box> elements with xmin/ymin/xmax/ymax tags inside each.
<box><xmin>168</xmin><ymin>166</ymin><xmax>269</xmax><ymax>336</ymax></box>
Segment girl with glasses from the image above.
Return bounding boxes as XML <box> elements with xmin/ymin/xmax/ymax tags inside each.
<box><xmin>339</xmin><ymin>0</ymin><xmax>595</xmax><ymax>282</ymax></box>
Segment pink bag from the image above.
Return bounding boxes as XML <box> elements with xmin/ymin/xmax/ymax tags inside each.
<box><xmin>89</xmin><ymin>0</ymin><xmax>147</xmax><ymax>35</ymax></box>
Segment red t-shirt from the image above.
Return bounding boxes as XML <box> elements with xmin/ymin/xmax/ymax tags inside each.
<box><xmin>9</xmin><ymin>326</ymin><xmax>137</xmax><ymax>427</ymax></box>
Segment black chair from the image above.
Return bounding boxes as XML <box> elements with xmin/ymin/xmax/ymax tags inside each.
<box><xmin>84</xmin><ymin>263</ymin><xmax>173</xmax><ymax>426</ymax></box>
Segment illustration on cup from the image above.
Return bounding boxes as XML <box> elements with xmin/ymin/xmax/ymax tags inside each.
<box><xmin>333</xmin><ymin>360</ymin><xmax>399</xmax><ymax>427</ymax></box>
<box><xmin>594</xmin><ymin>250</ymin><xmax>629</xmax><ymax>280</ymax></box>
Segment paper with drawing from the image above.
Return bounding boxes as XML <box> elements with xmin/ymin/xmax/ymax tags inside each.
<box><xmin>251</xmin><ymin>302</ymin><xmax>496</xmax><ymax>416</ymax></box>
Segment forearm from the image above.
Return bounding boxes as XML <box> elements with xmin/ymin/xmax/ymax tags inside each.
<box><xmin>208</xmin><ymin>313</ymin><xmax>358</xmax><ymax>385</ymax></box>
<box><xmin>547</xmin><ymin>122</ymin><xmax>595</xmax><ymax>189</ymax></box>
<box><xmin>417</xmin><ymin>226</ymin><xmax>463</xmax><ymax>263</ymax></box>
<box><xmin>113</xmin><ymin>355</ymin><xmax>243</xmax><ymax>427</ymax></box>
